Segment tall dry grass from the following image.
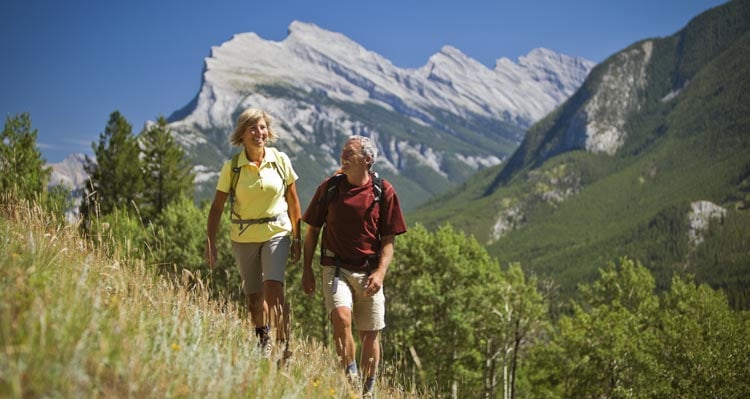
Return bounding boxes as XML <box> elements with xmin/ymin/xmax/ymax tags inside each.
<box><xmin>0</xmin><ymin>200</ymin><xmax>424</xmax><ymax>398</ymax></box>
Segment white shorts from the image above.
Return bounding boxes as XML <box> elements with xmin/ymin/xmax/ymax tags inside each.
<box><xmin>322</xmin><ymin>265</ymin><xmax>385</xmax><ymax>331</ymax></box>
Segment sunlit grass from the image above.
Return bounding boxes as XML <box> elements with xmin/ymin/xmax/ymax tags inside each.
<box><xmin>0</xmin><ymin>200</ymin><xmax>424</xmax><ymax>398</ymax></box>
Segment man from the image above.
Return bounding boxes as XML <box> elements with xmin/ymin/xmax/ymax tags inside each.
<box><xmin>302</xmin><ymin>135</ymin><xmax>407</xmax><ymax>398</ymax></box>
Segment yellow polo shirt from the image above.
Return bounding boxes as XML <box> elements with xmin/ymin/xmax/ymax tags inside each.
<box><xmin>216</xmin><ymin>147</ymin><xmax>298</xmax><ymax>243</ymax></box>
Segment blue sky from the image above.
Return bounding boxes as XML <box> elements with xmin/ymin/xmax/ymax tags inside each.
<box><xmin>1</xmin><ymin>0</ymin><xmax>727</xmax><ymax>163</ymax></box>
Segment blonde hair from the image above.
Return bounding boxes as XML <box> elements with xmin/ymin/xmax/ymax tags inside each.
<box><xmin>229</xmin><ymin>108</ymin><xmax>278</xmax><ymax>147</ymax></box>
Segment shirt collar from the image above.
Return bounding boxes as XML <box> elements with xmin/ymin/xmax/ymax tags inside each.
<box><xmin>237</xmin><ymin>148</ymin><xmax>276</xmax><ymax>167</ymax></box>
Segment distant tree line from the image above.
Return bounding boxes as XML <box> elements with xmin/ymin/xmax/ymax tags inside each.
<box><xmin>0</xmin><ymin>112</ymin><xmax>69</xmax><ymax>218</ymax></box>
<box><xmin>2</xmin><ymin>112</ymin><xmax>749</xmax><ymax>398</ymax></box>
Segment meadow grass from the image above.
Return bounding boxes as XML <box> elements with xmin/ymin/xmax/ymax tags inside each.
<box><xmin>0</xmin><ymin>201</ymin><xmax>425</xmax><ymax>398</ymax></box>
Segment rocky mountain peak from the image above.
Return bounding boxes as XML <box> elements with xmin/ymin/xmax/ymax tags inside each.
<box><xmin>49</xmin><ymin>152</ymin><xmax>88</xmax><ymax>190</ymax></box>
<box><xmin>166</xmin><ymin>21</ymin><xmax>594</xmax><ymax>208</ymax></box>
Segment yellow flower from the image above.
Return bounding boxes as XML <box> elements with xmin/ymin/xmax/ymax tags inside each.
<box><xmin>172</xmin><ymin>343</ymin><xmax>181</xmax><ymax>352</ymax></box>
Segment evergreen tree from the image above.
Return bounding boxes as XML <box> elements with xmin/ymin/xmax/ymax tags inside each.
<box><xmin>140</xmin><ymin>116</ymin><xmax>194</xmax><ymax>223</ymax></box>
<box><xmin>0</xmin><ymin>113</ymin><xmax>51</xmax><ymax>202</ymax></box>
<box><xmin>80</xmin><ymin>111</ymin><xmax>143</xmax><ymax>224</ymax></box>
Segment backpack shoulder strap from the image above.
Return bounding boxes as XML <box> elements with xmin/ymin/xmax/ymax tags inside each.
<box><xmin>319</xmin><ymin>172</ymin><xmax>382</xmax><ymax>215</ymax></box>
<box><xmin>370</xmin><ymin>171</ymin><xmax>386</xmax><ymax>245</ymax></box>
<box><xmin>370</xmin><ymin>171</ymin><xmax>384</xmax><ymax>204</ymax></box>
<box><xmin>317</xmin><ymin>173</ymin><xmax>344</xmax><ymax>224</ymax></box>
<box><xmin>319</xmin><ymin>173</ymin><xmax>345</xmax><ymax>262</ymax></box>
<box><xmin>229</xmin><ymin>152</ymin><xmax>241</xmax><ymax>204</ymax></box>
<box><xmin>228</xmin><ymin>152</ymin><xmax>246</xmax><ymax>230</ymax></box>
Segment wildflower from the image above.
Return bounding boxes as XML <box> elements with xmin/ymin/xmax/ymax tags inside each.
<box><xmin>312</xmin><ymin>378</ymin><xmax>320</xmax><ymax>388</ymax></box>
<box><xmin>171</xmin><ymin>343</ymin><xmax>181</xmax><ymax>352</ymax></box>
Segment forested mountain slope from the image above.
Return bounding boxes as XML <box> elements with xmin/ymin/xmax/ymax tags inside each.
<box><xmin>410</xmin><ymin>0</ymin><xmax>750</xmax><ymax>308</ymax></box>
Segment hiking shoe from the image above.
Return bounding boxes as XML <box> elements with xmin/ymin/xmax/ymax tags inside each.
<box><xmin>255</xmin><ymin>325</ymin><xmax>272</xmax><ymax>358</ymax></box>
<box><xmin>259</xmin><ymin>337</ymin><xmax>273</xmax><ymax>359</ymax></box>
<box><xmin>362</xmin><ymin>379</ymin><xmax>375</xmax><ymax>398</ymax></box>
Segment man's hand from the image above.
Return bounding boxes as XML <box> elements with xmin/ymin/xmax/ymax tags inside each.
<box><xmin>364</xmin><ymin>269</ymin><xmax>384</xmax><ymax>296</ymax></box>
<box><xmin>302</xmin><ymin>267</ymin><xmax>316</xmax><ymax>295</ymax></box>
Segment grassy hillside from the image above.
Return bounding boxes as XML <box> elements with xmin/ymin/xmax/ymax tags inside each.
<box><xmin>409</xmin><ymin>0</ymin><xmax>750</xmax><ymax>308</ymax></box>
<box><xmin>0</xmin><ymin>202</ymin><xmax>425</xmax><ymax>398</ymax></box>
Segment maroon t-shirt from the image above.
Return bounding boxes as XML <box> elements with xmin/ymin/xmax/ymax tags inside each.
<box><xmin>303</xmin><ymin>174</ymin><xmax>407</xmax><ymax>271</ymax></box>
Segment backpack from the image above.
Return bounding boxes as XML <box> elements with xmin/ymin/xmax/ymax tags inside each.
<box><xmin>319</xmin><ymin>171</ymin><xmax>384</xmax><ymax>223</ymax></box>
<box><xmin>228</xmin><ymin>148</ymin><xmax>287</xmax><ymax>234</ymax></box>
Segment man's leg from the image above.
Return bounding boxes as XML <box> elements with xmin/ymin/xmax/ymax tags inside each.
<box><xmin>323</xmin><ymin>266</ymin><xmax>361</xmax><ymax>392</ymax></box>
<box><xmin>330</xmin><ymin>306</ymin><xmax>356</xmax><ymax>369</ymax></box>
<box><xmin>360</xmin><ymin>330</ymin><xmax>380</xmax><ymax>394</ymax></box>
<box><xmin>349</xmin><ymin>267</ymin><xmax>385</xmax><ymax>396</ymax></box>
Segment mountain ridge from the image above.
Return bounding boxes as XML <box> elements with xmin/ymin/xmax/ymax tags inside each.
<box><xmin>164</xmin><ymin>20</ymin><xmax>594</xmax><ymax>209</ymax></box>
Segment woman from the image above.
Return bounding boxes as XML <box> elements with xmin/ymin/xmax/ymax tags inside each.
<box><xmin>205</xmin><ymin>107</ymin><xmax>301</xmax><ymax>358</ymax></box>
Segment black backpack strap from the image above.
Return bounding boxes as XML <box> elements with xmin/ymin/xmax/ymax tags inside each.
<box><xmin>229</xmin><ymin>152</ymin><xmax>242</xmax><ymax>213</ymax></box>
<box><xmin>319</xmin><ymin>173</ymin><xmax>345</xmax><ymax>222</ymax></box>
<box><xmin>229</xmin><ymin>152</ymin><xmax>241</xmax><ymax>202</ymax></box>
<box><xmin>319</xmin><ymin>174</ymin><xmax>345</xmax><ymax>262</ymax></box>
<box><xmin>365</xmin><ymin>171</ymin><xmax>384</xmax><ymax>215</ymax></box>
<box><xmin>371</xmin><ymin>171</ymin><xmax>383</xmax><ymax>204</ymax></box>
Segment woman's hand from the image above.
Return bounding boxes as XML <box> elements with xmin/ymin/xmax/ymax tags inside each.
<box><xmin>205</xmin><ymin>239</ymin><xmax>218</xmax><ymax>268</ymax></box>
<box><xmin>290</xmin><ymin>239</ymin><xmax>301</xmax><ymax>263</ymax></box>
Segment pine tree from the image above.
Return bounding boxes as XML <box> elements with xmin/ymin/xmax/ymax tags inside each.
<box><xmin>80</xmin><ymin>111</ymin><xmax>144</xmax><ymax>224</ymax></box>
<box><xmin>0</xmin><ymin>113</ymin><xmax>51</xmax><ymax>203</ymax></box>
<box><xmin>139</xmin><ymin>116</ymin><xmax>194</xmax><ymax>223</ymax></box>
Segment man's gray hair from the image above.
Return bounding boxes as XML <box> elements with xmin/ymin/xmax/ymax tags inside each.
<box><xmin>350</xmin><ymin>135</ymin><xmax>378</xmax><ymax>168</ymax></box>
